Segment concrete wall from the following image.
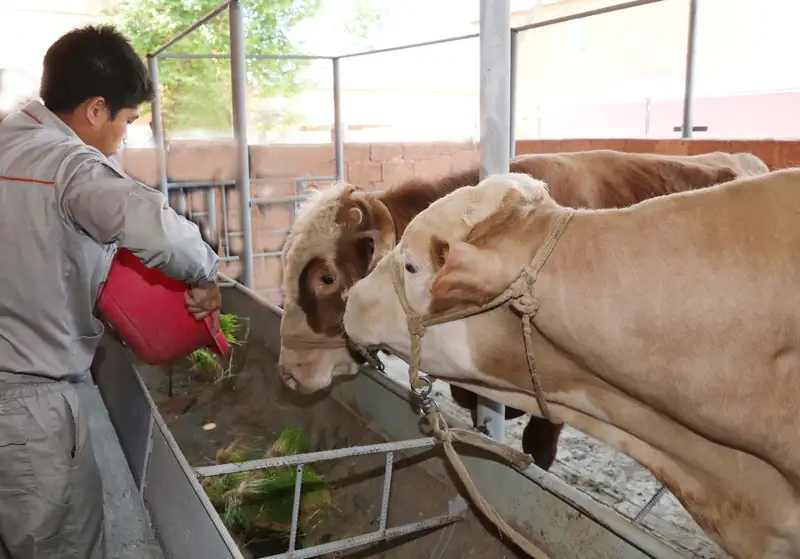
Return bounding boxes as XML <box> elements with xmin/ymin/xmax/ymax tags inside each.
<box><xmin>119</xmin><ymin>138</ymin><xmax>800</xmax><ymax>302</ymax></box>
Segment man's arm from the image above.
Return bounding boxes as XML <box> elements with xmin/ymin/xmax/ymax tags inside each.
<box><xmin>60</xmin><ymin>158</ymin><xmax>219</xmax><ymax>285</ymax></box>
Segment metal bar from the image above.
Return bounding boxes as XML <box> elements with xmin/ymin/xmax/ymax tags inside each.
<box><xmin>288</xmin><ymin>464</ymin><xmax>303</xmax><ymax>552</ymax></box>
<box><xmin>513</xmin><ymin>0</ymin><xmax>667</xmax><ymax>33</ymax></box>
<box><xmin>194</xmin><ymin>437</ymin><xmax>437</xmax><ymax>477</ymax></box>
<box><xmin>149</xmin><ymin>0</ymin><xmax>232</xmax><ymax>57</ymax></box>
<box><xmin>332</xmin><ymin>58</ymin><xmax>344</xmax><ymax>181</ymax></box>
<box><xmin>229</xmin><ymin>0</ymin><xmax>254</xmax><ymax>289</ymax></box>
<box><xmin>220</xmin><ymin>184</ymin><xmax>230</xmax><ymax>258</ymax></box>
<box><xmin>147</xmin><ymin>56</ymin><xmax>169</xmax><ymax>198</ymax></box>
<box><xmin>166</xmin><ymin>180</ymin><xmax>235</xmax><ymax>189</ymax></box>
<box><xmin>157</xmin><ymin>53</ymin><xmax>332</xmax><ymax>60</ymax></box>
<box><xmin>206</xmin><ymin>186</ymin><xmax>217</xmax><ymax>238</ymax></box>
<box><xmin>339</xmin><ymin>32</ymin><xmax>479</xmax><ymax>59</ymax></box>
<box><xmin>251</xmin><ymin>194</ymin><xmax>313</xmax><ymax>205</ymax></box>
<box><xmin>476</xmin><ymin>0</ymin><xmax>510</xmax><ymax>442</ymax></box>
<box><xmin>263</xmin><ymin>513</ymin><xmax>464</xmax><ymax>559</ymax></box>
<box><xmin>177</xmin><ymin>187</ymin><xmax>187</xmax><ymax>214</ymax></box>
<box><xmin>509</xmin><ymin>29</ymin><xmax>519</xmax><ymax>158</ymax></box>
<box><xmin>379</xmin><ymin>452</ymin><xmax>394</xmax><ymax>534</ymax></box>
<box><xmin>681</xmin><ymin>0</ymin><xmax>699</xmax><ymax>139</ymax></box>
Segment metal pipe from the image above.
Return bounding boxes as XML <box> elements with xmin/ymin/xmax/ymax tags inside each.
<box><xmin>509</xmin><ymin>30</ymin><xmax>519</xmax><ymax>158</ymax></box>
<box><xmin>379</xmin><ymin>452</ymin><xmax>394</xmax><ymax>534</ymax></box>
<box><xmin>194</xmin><ymin>437</ymin><xmax>437</xmax><ymax>477</ymax></box>
<box><xmin>250</xmin><ymin>193</ymin><xmax>313</xmax><ymax>206</ymax></box>
<box><xmin>338</xmin><ymin>32</ymin><xmax>479</xmax><ymax>59</ymax></box>
<box><xmin>288</xmin><ymin>464</ymin><xmax>303</xmax><ymax>552</ymax></box>
<box><xmin>477</xmin><ymin>0</ymin><xmax>511</xmax><ymax>442</ymax></box>
<box><xmin>229</xmin><ymin>0</ymin><xmax>254</xmax><ymax>288</ymax></box>
<box><xmin>262</xmin><ymin>513</ymin><xmax>463</xmax><ymax>559</ymax></box>
<box><xmin>681</xmin><ymin>0</ymin><xmax>699</xmax><ymax>139</ymax></box>
<box><xmin>149</xmin><ymin>0</ymin><xmax>232</xmax><ymax>57</ymax></box>
<box><xmin>332</xmin><ymin>58</ymin><xmax>345</xmax><ymax>181</ymax></box>
<box><xmin>157</xmin><ymin>53</ymin><xmax>331</xmax><ymax>60</ymax></box>
<box><xmin>220</xmin><ymin>184</ymin><xmax>230</xmax><ymax>258</ymax></box>
<box><xmin>205</xmin><ymin>185</ymin><xmax>217</xmax><ymax>238</ymax></box>
<box><xmin>177</xmin><ymin>188</ymin><xmax>187</xmax><ymax>214</ymax></box>
<box><xmin>513</xmin><ymin>0</ymin><xmax>667</xmax><ymax>33</ymax></box>
<box><xmin>147</xmin><ymin>56</ymin><xmax>169</xmax><ymax>199</ymax></box>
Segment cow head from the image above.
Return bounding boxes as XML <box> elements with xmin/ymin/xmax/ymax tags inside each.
<box><xmin>279</xmin><ymin>182</ymin><xmax>397</xmax><ymax>393</ymax></box>
<box><xmin>343</xmin><ymin>172</ymin><xmax>555</xmax><ymax>376</ymax></box>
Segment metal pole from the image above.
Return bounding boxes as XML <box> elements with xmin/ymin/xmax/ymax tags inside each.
<box><xmin>477</xmin><ymin>0</ymin><xmax>510</xmax><ymax>442</ymax></box>
<box><xmin>229</xmin><ymin>0</ymin><xmax>254</xmax><ymax>288</ymax></box>
<box><xmin>513</xmin><ymin>0</ymin><xmax>666</xmax><ymax>33</ymax></box>
<box><xmin>680</xmin><ymin>0</ymin><xmax>698</xmax><ymax>139</ymax></box>
<box><xmin>150</xmin><ymin>0</ymin><xmax>232</xmax><ymax>57</ymax></box>
<box><xmin>206</xmin><ymin>184</ymin><xmax>217</xmax><ymax>238</ymax></box>
<box><xmin>509</xmin><ymin>30</ymin><xmax>518</xmax><ymax>158</ymax></box>
<box><xmin>332</xmin><ymin>58</ymin><xmax>344</xmax><ymax>181</ymax></box>
<box><xmin>147</xmin><ymin>55</ymin><xmax>169</xmax><ymax>199</ymax></box>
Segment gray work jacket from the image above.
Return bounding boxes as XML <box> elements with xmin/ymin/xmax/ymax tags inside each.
<box><xmin>0</xmin><ymin>101</ymin><xmax>219</xmax><ymax>380</ymax></box>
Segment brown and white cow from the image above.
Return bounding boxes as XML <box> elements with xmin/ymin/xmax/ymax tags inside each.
<box><xmin>342</xmin><ymin>170</ymin><xmax>800</xmax><ymax>559</ymax></box>
<box><xmin>278</xmin><ymin>148</ymin><xmax>768</xmax><ymax>470</ymax></box>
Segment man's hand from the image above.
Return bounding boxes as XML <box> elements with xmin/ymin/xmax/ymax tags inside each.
<box><xmin>185</xmin><ymin>281</ymin><xmax>222</xmax><ymax>334</ymax></box>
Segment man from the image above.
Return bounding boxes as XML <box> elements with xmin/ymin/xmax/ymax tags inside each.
<box><xmin>0</xmin><ymin>25</ymin><xmax>221</xmax><ymax>558</ymax></box>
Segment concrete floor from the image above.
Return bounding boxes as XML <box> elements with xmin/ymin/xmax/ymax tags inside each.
<box><xmin>77</xmin><ymin>382</ymin><xmax>165</xmax><ymax>559</ymax></box>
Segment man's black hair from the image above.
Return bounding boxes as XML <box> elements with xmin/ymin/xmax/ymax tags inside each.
<box><xmin>40</xmin><ymin>24</ymin><xmax>154</xmax><ymax>118</ymax></box>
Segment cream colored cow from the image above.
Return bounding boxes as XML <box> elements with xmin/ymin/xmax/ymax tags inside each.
<box><xmin>342</xmin><ymin>170</ymin><xmax>800</xmax><ymax>559</ymax></box>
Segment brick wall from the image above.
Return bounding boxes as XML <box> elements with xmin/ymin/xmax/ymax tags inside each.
<box><xmin>119</xmin><ymin>138</ymin><xmax>800</xmax><ymax>302</ymax></box>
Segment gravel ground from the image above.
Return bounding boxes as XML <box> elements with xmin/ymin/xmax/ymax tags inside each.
<box><xmin>380</xmin><ymin>355</ymin><xmax>730</xmax><ymax>559</ymax></box>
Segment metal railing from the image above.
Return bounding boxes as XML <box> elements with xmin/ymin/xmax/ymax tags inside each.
<box><xmin>194</xmin><ymin>437</ymin><xmax>466</xmax><ymax>558</ymax></box>
<box><xmin>144</xmin><ymin>0</ymin><xmax>694</xmax><ymax>520</ymax></box>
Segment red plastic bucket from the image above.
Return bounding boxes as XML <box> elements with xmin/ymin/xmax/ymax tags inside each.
<box><xmin>97</xmin><ymin>248</ymin><xmax>229</xmax><ymax>365</ymax></box>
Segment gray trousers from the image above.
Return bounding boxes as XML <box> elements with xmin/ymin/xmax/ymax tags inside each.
<box><xmin>0</xmin><ymin>375</ymin><xmax>104</xmax><ymax>558</ymax></box>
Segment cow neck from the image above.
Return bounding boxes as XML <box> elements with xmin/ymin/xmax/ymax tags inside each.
<box><xmin>389</xmin><ymin>207</ymin><xmax>576</xmax><ymax>423</ymax></box>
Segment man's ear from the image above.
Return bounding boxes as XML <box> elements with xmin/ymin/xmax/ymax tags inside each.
<box><xmin>429</xmin><ymin>235</ymin><xmax>503</xmax><ymax>308</ymax></box>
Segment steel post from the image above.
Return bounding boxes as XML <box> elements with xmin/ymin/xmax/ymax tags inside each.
<box><xmin>681</xmin><ymin>0</ymin><xmax>699</xmax><ymax>139</ymax></box>
<box><xmin>332</xmin><ymin>58</ymin><xmax>344</xmax><ymax>181</ymax></box>
<box><xmin>147</xmin><ymin>55</ymin><xmax>169</xmax><ymax>199</ymax></box>
<box><xmin>509</xmin><ymin>29</ymin><xmax>519</xmax><ymax>158</ymax></box>
<box><xmin>477</xmin><ymin>0</ymin><xmax>511</xmax><ymax>442</ymax></box>
<box><xmin>229</xmin><ymin>0</ymin><xmax>254</xmax><ymax>288</ymax></box>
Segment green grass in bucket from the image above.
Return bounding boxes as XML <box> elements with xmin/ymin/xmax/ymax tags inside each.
<box><xmin>188</xmin><ymin>313</ymin><xmax>246</xmax><ymax>382</ymax></box>
<box><xmin>202</xmin><ymin>427</ymin><xmax>333</xmax><ymax>543</ymax></box>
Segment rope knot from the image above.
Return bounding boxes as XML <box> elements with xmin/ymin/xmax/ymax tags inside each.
<box><xmin>510</xmin><ymin>293</ymin><xmax>539</xmax><ymax>317</ymax></box>
<box><xmin>407</xmin><ymin>313</ymin><xmax>426</xmax><ymax>337</ymax></box>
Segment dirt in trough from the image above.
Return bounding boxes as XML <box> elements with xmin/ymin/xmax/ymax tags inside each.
<box><xmin>138</xmin><ymin>342</ymin><xmax>532</xmax><ymax>559</ymax></box>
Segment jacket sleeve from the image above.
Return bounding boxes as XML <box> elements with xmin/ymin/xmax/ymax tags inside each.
<box><xmin>60</xmin><ymin>158</ymin><xmax>219</xmax><ymax>285</ymax></box>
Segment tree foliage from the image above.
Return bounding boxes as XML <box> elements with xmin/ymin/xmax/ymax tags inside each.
<box><xmin>108</xmin><ymin>0</ymin><xmax>380</xmax><ymax>134</ymax></box>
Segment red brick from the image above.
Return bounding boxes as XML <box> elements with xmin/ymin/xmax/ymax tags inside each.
<box><xmin>413</xmin><ymin>156</ymin><xmax>452</xmax><ymax>178</ymax></box>
<box><xmin>381</xmin><ymin>161</ymin><xmax>415</xmax><ymax>186</ymax></box>
<box><xmin>370</xmin><ymin>143</ymin><xmax>404</xmax><ymax>162</ymax></box>
<box><xmin>450</xmin><ymin>149</ymin><xmax>480</xmax><ymax>173</ymax></box>
<box><xmin>343</xmin><ymin>143</ymin><xmax>370</xmax><ymax>163</ymax></box>
<box><xmin>346</xmin><ymin>161</ymin><xmax>382</xmax><ymax>185</ymax></box>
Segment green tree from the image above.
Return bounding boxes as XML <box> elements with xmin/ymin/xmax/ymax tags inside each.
<box><xmin>107</xmin><ymin>0</ymin><xmax>380</xmax><ymax>134</ymax></box>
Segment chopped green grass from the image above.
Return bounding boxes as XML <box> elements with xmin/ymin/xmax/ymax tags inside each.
<box><xmin>187</xmin><ymin>313</ymin><xmax>248</xmax><ymax>382</ymax></box>
<box><xmin>201</xmin><ymin>427</ymin><xmax>333</xmax><ymax>542</ymax></box>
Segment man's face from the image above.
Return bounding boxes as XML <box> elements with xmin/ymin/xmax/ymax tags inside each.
<box><xmin>79</xmin><ymin>97</ymin><xmax>139</xmax><ymax>157</ymax></box>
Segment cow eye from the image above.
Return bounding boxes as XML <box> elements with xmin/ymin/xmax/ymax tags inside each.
<box><xmin>320</xmin><ymin>273</ymin><xmax>336</xmax><ymax>286</ymax></box>
<box><xmin>404</xmin><ymin>263</ymin><xmax>418</xmax><ymax>274</ymax></box>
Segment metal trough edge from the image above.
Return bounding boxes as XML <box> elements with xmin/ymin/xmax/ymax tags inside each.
<box><xmin>90</xmin><ymin>276</ymin><xmax>688</xmax><ymax>559</ymax></box>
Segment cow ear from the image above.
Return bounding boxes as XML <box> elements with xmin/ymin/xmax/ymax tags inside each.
<box><xmin>429</xmin><ymin>235</ymin><xmax>501</xmax><ymax>307</ymax></box>
<box><xmin>361</xmin><ymin>198</ymin><xmax>397</xmax><ymax>270</ymax></box>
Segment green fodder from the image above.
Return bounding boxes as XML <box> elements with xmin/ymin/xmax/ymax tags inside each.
<box><xmin>188</xmin><ymin>313</ymin><xmax>247</xmax><ymax>382</ymax></box>
<box><xmin>201</xmin><ymin>427</ymin><xmax>333</xmax><ymax>543</ymax></box>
